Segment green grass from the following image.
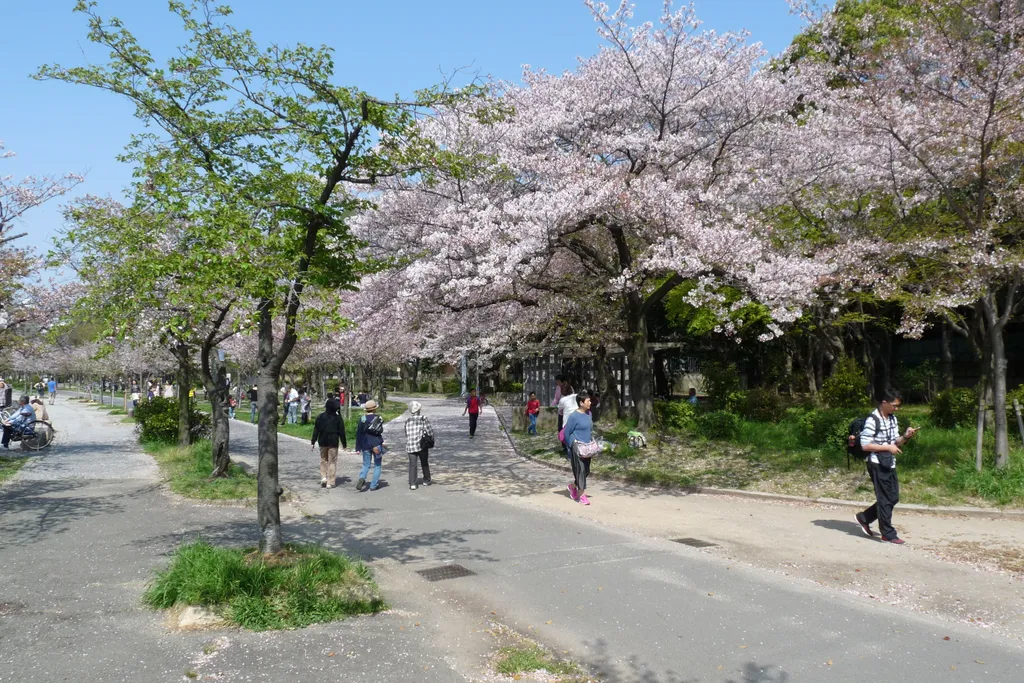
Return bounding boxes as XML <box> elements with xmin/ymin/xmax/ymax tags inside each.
<box><xmin>276</xmin><ymin>400</ymin><xmax>407</xmax><ymax>444</ymax></box>
<box><xmin>143</xmin><ymin>540</ymin><xmax>385</xmax><ymax>631</ymax></box>
<box><xmin>0</xmin><ymin>457</ymin><xmax>28</xmax><ymax>485</ymax></box>
<box><xmin>495</xmin><ymin>645</ymin><xmax>581</xmax><ymax>677</ymax></box>
<box><xmin>143</xmin><ymin>440</ymin><xmax>257</xmax><ymax>500</ymax></box>
<box><xmin>506</xmin><ymin>402</ymin><xmax>1024</xmax><ymax>507</ymax></box>
<box><xmin>645</xmin><ymin>404</ymin><xmax>1024</xmax><ymax>506</ymax></box>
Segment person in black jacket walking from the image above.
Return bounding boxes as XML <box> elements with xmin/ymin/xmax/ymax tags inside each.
<box><xmin>311</xmin><ymin>399</ymin><xmax>347</xmax><ymax>488</ymax></box>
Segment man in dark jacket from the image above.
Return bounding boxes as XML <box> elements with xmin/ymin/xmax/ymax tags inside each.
<box><xmin>311</xmin><ymin>399</ymin><xmax>347</xmax><ymax>488</ymax></box>
<box><xmin>248</xmin><ymin>385</ymin><xmax>258</xmax><ymax>424</ymax></box>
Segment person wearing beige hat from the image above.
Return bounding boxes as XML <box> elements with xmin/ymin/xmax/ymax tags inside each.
<box><xmin>354</xmin><ymin>399</ymin><xmax>385</xmax><ymax>491</ymax></box>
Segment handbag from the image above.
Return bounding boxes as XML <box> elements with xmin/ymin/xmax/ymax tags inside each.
<box><xmin>420</xmin><ymin>432</ymin><xmax>435</xmax><ymax>450</ymax></box>
<box><xmin>572</xmin><ymin>439</ymin><xmax>601</xmax><ymax>459</ymax></box>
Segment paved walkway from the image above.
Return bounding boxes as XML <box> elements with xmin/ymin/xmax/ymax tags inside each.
<box><xmin>0</xmin><ymin>400</ymin><xmax>478</xmax><ymax>683</ymax></box>
<box><xmin>3</xmin><ymin>396</ymin><xmax>1024</xmax><ymax>682</ymax></box>
<box><xmin>224</xmin><ymin>396</ymin><xmax>1024</xmax><ymax>682</ymax></box>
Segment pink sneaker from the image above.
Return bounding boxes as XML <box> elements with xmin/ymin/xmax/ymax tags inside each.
<box><xmin>578</xmin><ymin>494</ymin><xmax>591</xmax><ymax>506</ymax></box>
<box><xmin>566</xmin><ymin>483</ymin><xmax>579</xmax><ymax>501</ymax></box>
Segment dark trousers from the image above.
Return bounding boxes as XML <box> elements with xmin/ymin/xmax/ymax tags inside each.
<box><xmin>570</xmin><ymin>447</ymin><xmax>591</xmax><ymax>491</ymax></box>
<box><xmin>468</xmin><ymin>412</ymin><xmax>478</xmax><ymax>436</ymax></box>
<box><xmin>1</xmin><ymin>425</ymin><xmax>13</xmax><ymax>448</ymax></box>
<box><xmin>557</xmin><ymin>413</ymin><xmax>564</xmax><ymax>432</ymax></box>
<box><xmin>862</xmin><ymin>462</ymin><xmax>900</xmax><ymax>540</ymax></box>
<box><xmin>408</xmin><ymin>450</ymin><xmax>430</xmax><ymax>485</ymax></box>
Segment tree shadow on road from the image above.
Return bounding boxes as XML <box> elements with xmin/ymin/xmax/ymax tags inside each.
<box><xmin>0</xmin><ymin>480</ymin><xmax>151</xmax><ymax>550</ymax></box>
<box><xmin>132</xmin><ymin>508</ymin><xmax>501</xmax><ymax>567</ymax></box>
<box><xmin>580</xmin><ymin>637</ymin><xmax>790</xmax><ymax>682</ymax></box>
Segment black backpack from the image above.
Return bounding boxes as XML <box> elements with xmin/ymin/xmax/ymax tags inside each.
<box><xmin>363</xmin><ymin>414</ymin><xmax>384</xmax><ymax>436</ymax></box>
<box><xmin>846</xmin><ymin>414</ymin><xmax>880</xmax><ymax>469</ymax></box>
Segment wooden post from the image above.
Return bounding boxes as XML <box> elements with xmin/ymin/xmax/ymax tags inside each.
<box><xmin>1014</xmin><ymin>399</ymin><xmax>1024</xmax><ymax>447</ymax></box>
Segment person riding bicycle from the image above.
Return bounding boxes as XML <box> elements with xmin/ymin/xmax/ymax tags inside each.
<box><xmin>2</xmin><ymin>396</ymin><xmax>36</xmax><ymax>449</ymax></box>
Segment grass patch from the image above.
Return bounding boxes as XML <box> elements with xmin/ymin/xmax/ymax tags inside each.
<box><xmin>276</xmin><ymin>400</ymin><xmax>407</xmax><ymax>444</ymax></box>
<box><xmin>143</xmin><ymin>540</ymin><xmax>385</xmax><ymax>631</ymax></box>
<box><xmin>0</xmin><ymin>457</ymin><xmax>28</xmax><ymax>485</ymax></box>
<box><xmin>495</xmin><ymin>645</ymin><xmax>580</xmax><ymax>677</ymax></box>
<box><xmin>143</xmin><ymin>440</ymin><xmax>257</xmax><ymax>500</ymax></box>
<box><xmin>614</xmin><ymin>404</ymin><xmax>1024</xmax><ymax>507</ymax></box>
<box><xmin>509</xmin><ymin>403</ymin><xmax>1024</xmax><ymax>506</ymax></box>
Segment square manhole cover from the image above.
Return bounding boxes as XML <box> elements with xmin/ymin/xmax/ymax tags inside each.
<box><xmin>672</xmin><ymin>537</ymin><xmax>717</xmax><ymax>548</ymax></box>
<box><xmin>416</xmin><ymin>564</ymin><xmax>476</xmax><ymax>582</ymax></box>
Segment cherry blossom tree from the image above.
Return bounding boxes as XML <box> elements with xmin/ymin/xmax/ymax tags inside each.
<box><xmin>0</xmin><ymin>143</ymin><xmax>82</xmax><ymax>349</ymax></box>
<box><xmin>357</xmin><ymin>1</ymin><xmax>832</xmax><ymax>428</ymax></box>
<box><xmin>789</xmin><ymin>0</ymin><xmax>1024</xmax><ymax>467</ymax></box>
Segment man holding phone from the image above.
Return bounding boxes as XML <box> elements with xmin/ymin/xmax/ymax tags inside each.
<box><xmin>855</xmin><ymin>389</ymin><xmax>919</xmax><ymax>544</ymax></box>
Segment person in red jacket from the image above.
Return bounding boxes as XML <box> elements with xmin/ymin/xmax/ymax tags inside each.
<box><xmin>525</xmin><ymin>391</ymin><xmax>540</xmax><ymax>435</ymax></box>
<box><xmin>463</xmin><ymin>388</ymin><xmax>481</xmax><ymax>438</ymax></box>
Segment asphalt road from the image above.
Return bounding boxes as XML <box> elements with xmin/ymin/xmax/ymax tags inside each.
<box><xmin>5</xmin><ymin>394</ymin><xmax>1023</xmax><ymax>682</ymax></box>
<box><xmin>227</xmin><ymin>396</ymin><xmax>1024</xmax><ymax>682</ymax></box>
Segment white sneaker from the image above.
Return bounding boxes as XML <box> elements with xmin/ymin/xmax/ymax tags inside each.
<box><xmin>410</xmin><ymin>484</ymin><xmax>417</xmax><ymax>490</ymax></box>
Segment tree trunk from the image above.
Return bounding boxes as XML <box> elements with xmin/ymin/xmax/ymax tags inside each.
<box><xmin>653</xmin><ymin>350</ymin><xmax>670</xmax><ymax>399</ymax></box>
<box><xmin>940</xmin><ymin>321</ymin><xmax>954</xmax><ymax>390</ymax></box>
<box><xmin>175</xmin><ymin>353</ymin><xmax>192</xmax><ymax>447</ymax></box>
<box><xmin>200</xmin><ymin>353</ymin><xmax>231</xmax><ymax>478</ymax></box>
<box><xmin>989</xmin><ymin>318</ymin><xmax>1009</xmax><ymax>469</ymax></box>
<box><xmin>256</xmin><ymin>303</ymin><xmax>284</xmax><ymax>555</ymax></box>
<box><xmin>623</xmin><ymin>296</ymin><xmax>654</xmax><ymax>430</ymax></box>
<box><xmin>594</xmin><ymin>345</ymin><xmax>621</xmax><ymax>421</ymax></box>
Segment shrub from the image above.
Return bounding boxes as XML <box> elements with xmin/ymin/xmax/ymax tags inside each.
<box><xmin>695</xmin><ymin>410</ymin><xmax>740</xmax><ymax>440</ymax></box>
<box><xmin>821</xmin><ymin>357</ymin><xmax>872</xmax><ymax>410</ymax></box>
<box><xmin>134</xmin><ymin>397</ymin><xmax>211</xmax><ymax>444</ymax></box>
<box><xmin>441</xmin><ymin>379</ymin><xmax>460</xmax><ymax>396</ymax></box>
<box><xmin>894</xmin><ymin>360</ymin><xmax>942</xmax><ymax>403</ymax></box>
<box><xmin>655</xmin><ymin>400</ymin><xmax>697</xmax><ymax>431</ymax></box>
<box><xmin>724</xmin><ymin>390</ymin><xmax>748</xmax><ymax>415</ymax></box>
<box><xmin>701</xmin><ymin>360</ymin><xmax>742</xmax><ymax>410</ymax></box>
<box><xmin>930</xmin><ymin>387</ymin><xmax>977</xmax><ymax>429</ymax></box>
<box><xmin>799</xmin><ymin>408</ymin><xmax>861</xmax><ymax>450</ymax></box>
<box><xmin>743</xmin><ymin>387</ymin><xmax>787</xmax><ymax>423</ymax></box>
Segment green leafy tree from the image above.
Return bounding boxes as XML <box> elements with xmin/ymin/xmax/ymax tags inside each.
<box><xmin>39</xmin><ymin>0</ymin><xmax>476</xmax><ymax>552</ymax></box>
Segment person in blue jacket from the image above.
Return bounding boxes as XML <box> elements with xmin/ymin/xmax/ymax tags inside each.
<box><xmin>354</xmin><ymin>400</ymin><xmax>385</xmax><ymax>492</ymax></box>
<box><xmin>562</xmin><ymin>391</ymin><xmax>594</xmax><ymax>506</ymax></box>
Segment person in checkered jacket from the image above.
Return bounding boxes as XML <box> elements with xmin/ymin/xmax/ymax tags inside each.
<box><xmin>404</xmin><ymin>401</ymin><xmax>435</xmax><ymax>490</ymax></box>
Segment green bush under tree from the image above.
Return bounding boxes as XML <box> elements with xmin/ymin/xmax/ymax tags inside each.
<box><xmin>821</xmin><ymin>357</ymin><xmax>872</xmax><ymax>410</ymax></box>
<box><xmin>695</xmin><ymin>410</ymin><xmax>740</xmax><ymax>439</ymax></box>
<box><xmin>134</xmin><ymin>397</ymin><xmax>211</xmax><ymax>444</ymax></box>
<box><xmin>930</xmin><ymin>387</ymin><xmax>977</xmax><ymax>429</ymax></box>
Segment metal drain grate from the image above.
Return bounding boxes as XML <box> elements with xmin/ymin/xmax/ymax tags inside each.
<box><xmin>416</xmin><ymin>564</ymin><xmax>477</xmax><ymax>582</ymax></box>
<box><xmin>672</xmin><ymin>537</ymin><xmax>717</xmax><ymax>548</ymax></box>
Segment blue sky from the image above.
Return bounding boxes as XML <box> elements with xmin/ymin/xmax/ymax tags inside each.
<box><xmin>0</xmin><ymin>1</ymin><xmax>805</xmax><ymax>253</ymax></box>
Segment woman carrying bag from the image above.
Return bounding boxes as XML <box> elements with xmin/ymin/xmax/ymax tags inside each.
<box><xmin>563</xmin><ymin>390</ymin><xmax>599</xmax><ymax>506</ymax></box>
<box><xmin>403</xmin><ymin>401</ymin><xmax>435</xmax><ymax>490</ymax></box>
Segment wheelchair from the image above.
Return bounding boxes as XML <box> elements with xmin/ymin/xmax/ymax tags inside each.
<box><xmin>2</xmin><ymin>417</ymin><xmax>55</xmax><ymax>451</ymax></box>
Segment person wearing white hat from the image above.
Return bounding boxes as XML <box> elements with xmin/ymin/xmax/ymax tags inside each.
<box><xmin>403</xmin><ymin>401</ymin><xmax>434</xmax><ymax>490</ymax></box>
